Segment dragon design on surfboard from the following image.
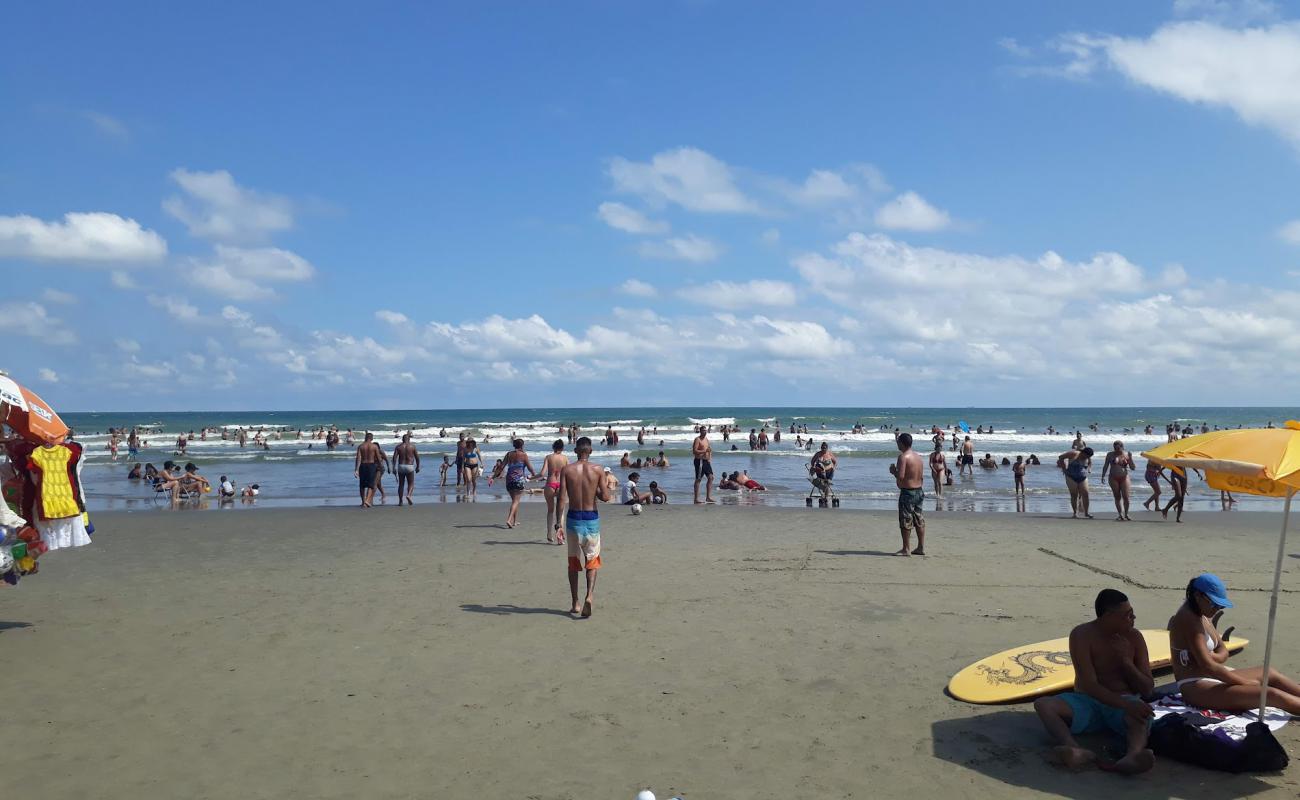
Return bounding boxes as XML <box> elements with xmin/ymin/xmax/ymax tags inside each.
<box><xmin>976</xmin><ymin>649</ymin><xmax>1072</xmax><ymax>685</ymax></box>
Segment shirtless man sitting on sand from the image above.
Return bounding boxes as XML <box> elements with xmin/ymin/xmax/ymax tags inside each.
<box><xmin>560</xmin><ymin>437</ymin><xmax>612</xmax><ymax>617</ymax></box>
<box><xmin>1033</xmin><ymin>589</ymin><xmax>1154</xmax><ymax>775</ymax></box>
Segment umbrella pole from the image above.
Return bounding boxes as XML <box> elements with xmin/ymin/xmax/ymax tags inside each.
<box><xmin>1258</xmin><ymin>489</ymin><xmax>1295</xmax><ymax>720</ymax></box>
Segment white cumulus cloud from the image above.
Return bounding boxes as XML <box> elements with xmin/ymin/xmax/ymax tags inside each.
<box><xmin>191</xmin><ymin>245</ymin><xmax>315</xmax><ymax>301</ymax></box>
<box><xmin>163</xmin><ymin>168</ymin><xmax>294</xmax><ymax>243</ymax></box>
<box><xmin>1279</xmin><ymin>219</ymin><xmax>1300</xmax><ymax>244</ymax></box>
<box><xmin>638</xmin><ymin>234</ymin><xmax>723</xmax><ymax>263</ymax></box>
<box><xmin>0</xmin><ymin>212</ymin><xmax>167</xmax><ymax>264</ymax></box>
<box><xmin>874</xmin><ymin>192</ymin><xmax>952</xmax><ymax>232</ymax></box>
<box><xmin>1029</xmin><ymin>18</ymin><xmax>1300</xmax><ymax>149</ymax></box>
<box><xmin>597</xmin><ymin>202</ymin><xmax>669</xmax><ymax>234</ymax></box>
<box><xmin>618</xmin><ymin>279</ymin><xmax>658</xmax><ymax>298</ymax></box>
<box><xmin>37</xmin><ymin>368</ymin><xmax>59</xmax><ymax>383</ymax></box>
<box><xmin>678</xmin><ymin>280</ymin><xmax>797</xmax><ymax>309</ymax></box>
<box><xmin>0</xmin><ymin>302</ymin><xmax>77</xmax><ymax>345</ymax></box>
<box><xmin>608</xmin><ymin>147</ymin><xmax>759</xmax><ymax>213</ymax></box>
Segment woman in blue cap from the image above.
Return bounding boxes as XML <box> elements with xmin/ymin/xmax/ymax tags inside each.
<box><xmin>1168</xmin><ymin>573</ymin><xmax>1300</xmax><ymax>713</ymax></box>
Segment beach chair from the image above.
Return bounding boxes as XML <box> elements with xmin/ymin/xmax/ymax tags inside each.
<box><xmin>150</xmin><ymin>479</ymin><xmax>198</xmax><ymax>505</ymax></box>
<box><xmin>805</xmin><ymin>470</ymin><xmax>840</xmax><ymax>508</ymax></box>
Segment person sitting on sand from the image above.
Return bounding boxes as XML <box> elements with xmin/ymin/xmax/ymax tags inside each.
<box><xmin>1168</xmin><ymin>573</ymin><xmax>1300</xmax><ymax>715</ymax></box>
<box><xmin>736</xmin><ymin>470</ymin><xmax>766</xmax><ymax>491</ymax></box>
<box><xmin>621</xmin><ymin>472</ymin><xmax>652</xmax><ymax>505</ymax></box>
<box><xmin>219</xmin><ymin>475</ymin><xmax>236</xmax><ymax>498</ymax></box>
<box><xmin>649</xmin><ymin>481</ymin><xmax>668</xmax><ymax>504</ymax></box>
<box><xmin>1033</xmin><ymin>589</ymin><xmax>1154</xmax><ymax>774</ymax></box>
<box><xmin>242</xmin><ymin>483</ymin><xmax>259</xmax><ymax>498</ymax></box>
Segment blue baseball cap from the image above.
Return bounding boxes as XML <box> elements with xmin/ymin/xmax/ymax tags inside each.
<box><xmin>1192</xmin><ymin>573</ymin><xmax>1233</xmax><ymax>609</ymax></box>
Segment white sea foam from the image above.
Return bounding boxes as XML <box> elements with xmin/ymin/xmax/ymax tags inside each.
<box><xmin>688</xmin><ymin>417</ymin><xmax>736</xmax><ymax>426</ymax></box>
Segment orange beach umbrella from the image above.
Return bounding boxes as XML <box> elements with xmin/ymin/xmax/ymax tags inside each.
<box><xmin>0</xmin><ymin>373</ymin><xmax>68</xmax><ymax>445</ymax></box>
<box><xmin>1142</xmin><ymin>421</ymin><xmax>1300</xmax><ymax>720</ymax></box>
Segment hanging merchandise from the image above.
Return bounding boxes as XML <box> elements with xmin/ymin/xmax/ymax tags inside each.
<box><xmin>26</xmin><ymin>442</ymin><xmax>91</xmax><ymax>551</ymax></box>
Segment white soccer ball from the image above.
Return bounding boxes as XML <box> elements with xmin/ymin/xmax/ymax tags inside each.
<box><xmin>636</xmin><ymin>791</ymin><xmax>656</xmax><ymax>800</ymax></box>
<box><xmin>631</xmin><ymin>503</ymin><xmax>643</xmax><ymax>515</ymax></box>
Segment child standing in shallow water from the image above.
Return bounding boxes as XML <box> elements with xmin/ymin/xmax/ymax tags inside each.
<box><xmin>1013</xmin><ymin>456</ymin><xmax>1027</xmax><ymax>496</ymax></box>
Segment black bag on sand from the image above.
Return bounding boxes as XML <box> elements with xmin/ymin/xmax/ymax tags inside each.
<box><xmin>1149</xmin><ymin>715</ymin><xmax>1289</xmax><ymax>773</ymax></box>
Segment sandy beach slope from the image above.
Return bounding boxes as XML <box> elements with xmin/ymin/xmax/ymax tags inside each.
<box><xmin>3</xmin><ymin>504</ymin><xmax>1300</xmax><ymax>799</ymax></box>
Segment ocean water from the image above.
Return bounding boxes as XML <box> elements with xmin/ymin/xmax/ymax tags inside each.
<box><xmin>63</xmin><ymin>407</ymin><xmax>1298</xmax><ymax>514</ymax></box>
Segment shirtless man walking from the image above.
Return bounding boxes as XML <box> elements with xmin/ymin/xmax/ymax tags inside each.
<box><xmin>393</xmin><ymin>433</ymin><xmax>420</xmax><ymax>505</ymax></box>
<box><xmin>1032</xmin><ymin>589</ymin><xmax>1154</xmax><ymax>774</ymax></box>
<box><xmin>692</xmin><ymin>426</ymin><xmax>714</xmax><ymax>504</ymax></box>
<box><xmin>1101</xmin><ymin>440</ymin><xmax>1136</xmax><ymax>521</ymax></box>
<box><xmin>890</xmin><ymin>433</ymin><xmax>926</xmax><ymax>555</ymax></box>
<box><xmin>960</xmin><ymin>435</ymin><xmax>975</xmax><ymax>477</ymax></box>
<box><xmin>929</xmin><ymin>441</ymin><xmax>947</xmax><ymax>498</ymax></box>
<box><xmin>560</xmin><ymin>437</ymin><xmax>612</xmax><ymax>617</ymax></box>
<box><xmin>353</xmin><ymin>432</ymin><xmax>387</xmax><ymax>508</ymax></box>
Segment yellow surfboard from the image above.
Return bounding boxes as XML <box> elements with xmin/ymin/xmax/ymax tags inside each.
<box><xmin>948</xmin><ymin>630</ymin><xmax>1248</xmax><ymax>704</ymax></box>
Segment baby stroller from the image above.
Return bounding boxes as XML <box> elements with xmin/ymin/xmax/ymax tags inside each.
<box><xmin>806</xmin><ymin>465</ymin><xmax>840</xmax><ymax>508</ymax></box>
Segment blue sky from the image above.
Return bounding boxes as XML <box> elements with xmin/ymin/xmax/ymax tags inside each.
<box><xmin>4</xmin><ymin>0</ymin><xmax>1300</xmax><ymax>411</ymax></box>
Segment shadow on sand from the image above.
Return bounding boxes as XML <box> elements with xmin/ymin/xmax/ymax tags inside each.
<box><xmin>480</xmin><ymin>540</ymin><xmax>552</xmax><ymax>546</ymax></box>
<box><xmin>0</xmin><ymin>621</ymin><xmax>32</xmax><ymax>633</ymax></box>
<box><xmin>932</xmin><ymin>709</ymin><xmax>1278</xmax><ymax>799</ymax></box>
<box><xmin>460</xmin><ymin>604</ymin><xmax>572</xmax><ymax>618</ymax></box>
<box><xmin>815</xmin><ymin>549</ymin><xmax>903</xmax><ymax>557</ymax></box>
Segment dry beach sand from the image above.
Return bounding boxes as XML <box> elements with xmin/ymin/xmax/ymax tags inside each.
<box><xmin>4</xmin><ymin>502</ymin><xmax>1300</xmax><ymax>799</ymax></box>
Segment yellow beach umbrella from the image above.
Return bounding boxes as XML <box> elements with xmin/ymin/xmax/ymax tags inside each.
<box><xmin>1142</xmin><ymin>421</ymin><xmax>1300</xmax><ymax>719</ymax></box>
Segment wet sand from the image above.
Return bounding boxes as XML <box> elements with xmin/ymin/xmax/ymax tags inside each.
<box><xmin>3</xmin><ymin>503</ymin><xmax>1300</xmax><ymax>799</ymax></box>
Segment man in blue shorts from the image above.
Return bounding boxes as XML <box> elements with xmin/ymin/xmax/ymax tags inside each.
<box><xmin>560</xmin><ymin>437</ymin><xmax>612</xmax><ymax>617</ymax></box>
<box><xmin>1033</xmin><ymin>589</ymin><xmax>1155</xmax><ymax>774</ymax></box>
